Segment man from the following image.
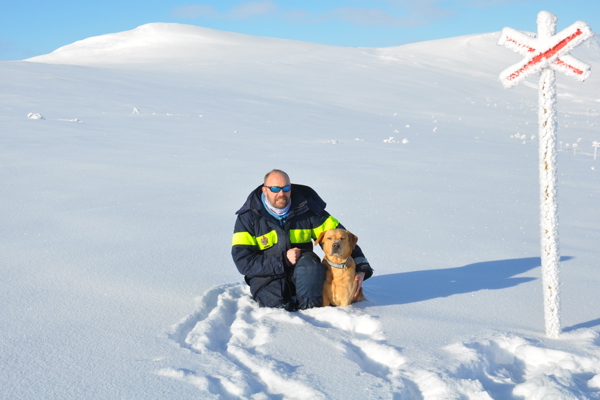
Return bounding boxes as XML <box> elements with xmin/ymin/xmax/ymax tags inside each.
<box><xmin>232</xmin><ymin>169</ymin><xmax>373</xmax><ymax>311</ymax></box>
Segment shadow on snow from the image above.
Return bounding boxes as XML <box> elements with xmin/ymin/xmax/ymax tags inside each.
<box><xmin>366</xmin><ymin>256</ymin><xmax>573</xmax><ymax>306</ymax></box>
<box><xmin>563</xmin><ymin>318</ymin><xmax>600</xmax><ymax>332</ymax></box>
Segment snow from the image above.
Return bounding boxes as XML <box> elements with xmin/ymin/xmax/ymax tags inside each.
<box><xmin>2</xmin><ymin>22</ymin><xmax>600</xmax><ymax>399</ymax></box>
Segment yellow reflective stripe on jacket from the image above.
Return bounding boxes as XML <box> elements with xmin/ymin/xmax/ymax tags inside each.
<box><xmin>232</xmin><ymin>230</ymin><xmax>278</xmax><ymax>250</ymax></box>
<box><xmin>312</xmin><ymin>216</ymin><xmax>340</xmax><ymax>239</ymax></box>
<box><xmin>290</xmin><ymin>229</ymin><xmax>312</xmax><ymax>244</ymax></box>
<box><xmin>256</xmin><ymin>230</ymin><xmax>278</xmax><ymax>250</ymax></box>
<box><xmin>233</xmin><ymin>215</ymin><xmax>339</xmax><ymax>248</ymax></box>
<box><xmin>232</xmin><ymin>232</ymin><xmax>257</xmax><ymax>246</ymax></box>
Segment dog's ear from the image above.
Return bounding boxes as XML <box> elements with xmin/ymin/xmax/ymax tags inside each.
<box><xmin>347</xmin><ymin>231</ymin><xmax>358</xmax><ymax>249</ymax></box>
<box><xmin>314</xmin><ymin>231</ymin><xmax>326</xmax><ymax>246</ymax></box>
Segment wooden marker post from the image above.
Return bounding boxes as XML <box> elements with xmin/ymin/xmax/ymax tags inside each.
<box><xmin>498</xmin><ymin>11</ymin><xmax>593</xmax><ymax>338</ymax></box>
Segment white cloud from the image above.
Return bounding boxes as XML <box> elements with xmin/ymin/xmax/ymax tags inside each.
<box><xmin>171</xmin><ymin>0</ymin><xmax>457</xmax><ymax>28</ymax></box>
<box><xmin>172</xmin><ymin>1</ymin><xmax>278</xmax><ymax>20</ymax></box>
<box><xmin>172</xmin><ymin>5</ymin><xmax>218</xmax><ymax>19</ymax></box>
<box><xmin>230</xmin><ymin>1</ymin><xmax>278</xmax><ymax>19</ymax></box>
<box><xmin>328</xmin><ymin>6</ymin><xmax>421</xmax><ymax>28</ymax></box>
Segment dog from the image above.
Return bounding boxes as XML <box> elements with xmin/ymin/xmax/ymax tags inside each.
<box><xmin>314</xmin><ymin>229</ymin><xmax>365</xmax><ymax>307</ymax></box>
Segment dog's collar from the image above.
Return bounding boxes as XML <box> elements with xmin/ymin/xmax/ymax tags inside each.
<box><xmin>325</xmin><ymin>258</ymin><xmax>349</xmax><ymax>269</ymax></box>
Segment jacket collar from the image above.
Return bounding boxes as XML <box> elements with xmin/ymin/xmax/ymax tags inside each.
<box><xmin>235</xmin><ymin>184</ymin><xmax>326</xmax><ymax>217</ymax></box>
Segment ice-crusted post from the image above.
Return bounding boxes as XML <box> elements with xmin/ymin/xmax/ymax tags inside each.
<box><xmin>498</xmin><ymin>11</ymin><xmax>593</xmax><ymax>338</ymax></box>
<box><xmin>537</xmin><ymin>12</ymin><xmax>561</xmax><ymax>339</ymax></box>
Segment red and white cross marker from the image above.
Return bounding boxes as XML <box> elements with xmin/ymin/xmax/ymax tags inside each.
<box><xmin>498</xmin><ymin>11</ymin><xmax>594</xmax><ymax>339</ymax></box>
<box><xmin>498</xmin><ymin>15</ymin><xmax>593</xmax><ymax>88</ymax></box>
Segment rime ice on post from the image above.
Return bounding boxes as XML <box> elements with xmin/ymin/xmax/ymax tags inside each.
<box><xmin>498</xmin><ymin>11</ymin><xmax>594</xmax><ymax>338</ymax></box>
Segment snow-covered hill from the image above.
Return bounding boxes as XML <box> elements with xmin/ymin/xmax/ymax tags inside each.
<box><xmin>2</xmin><ymin>23</ymin><xmax>600</xmax><ymax>399</ymax></box>
<box><xmin>26</xmin><ymin>23</ymin><xmax>328</xmax><ymax>66</ymax></box>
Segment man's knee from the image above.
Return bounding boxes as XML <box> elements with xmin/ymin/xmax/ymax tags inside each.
<box><xmin>294</xmin><ymin>252</ymin><xmax>325</xmax><ymax>309</ymax></box>
<box><xmin>294</xmin><ymin>253</ymin><xmax>324</xmax><ymax>290</ymax></box>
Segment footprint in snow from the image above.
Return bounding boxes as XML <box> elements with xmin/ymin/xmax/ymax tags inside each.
<box><xmin>164</xmin><ymin>285</ymin><xmax>600</xmax><ymax>399</ymax></box>
<box><xmin>162</xmin><ymin>282</ymin><xmax>415</xmax><ymax>400</ymax></box>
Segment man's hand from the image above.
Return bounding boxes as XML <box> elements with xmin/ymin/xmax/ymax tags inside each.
<box><xmin>286</xmin><ymin>248</ymin><xmax>302</xmax><ymax>265</ymax></box>
<box><xmin>354</xmin><ymin>272</ymin><xmax>365</xmax><ymax>298</ymax></box>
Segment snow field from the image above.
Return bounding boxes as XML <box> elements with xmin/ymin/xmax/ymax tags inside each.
<box><xmin>2</xmin><ymin>23</ymin><xmax>600</xmax><ymax>399</ymax></box>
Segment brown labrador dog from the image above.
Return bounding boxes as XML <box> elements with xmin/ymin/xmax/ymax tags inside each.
<box><xmin>314</xmin><ymin>229</ymin><xmax>365</xmax><ymax>307</ymax></box>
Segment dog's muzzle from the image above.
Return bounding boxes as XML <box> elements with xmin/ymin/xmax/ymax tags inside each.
<box><xmin>331</xmin><ymin>240</ymin><xmax>342</xmax><ymax>255</ymax></box>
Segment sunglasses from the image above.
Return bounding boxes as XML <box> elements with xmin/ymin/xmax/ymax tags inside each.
<box><xmin>264</xmin><ymin>185</ymin><xmax>291</xmax><ymax>193</ymax></box>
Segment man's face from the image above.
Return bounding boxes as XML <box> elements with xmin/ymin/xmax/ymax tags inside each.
<box><xmin>262</xmin><ymin>172</ymin><xmax>291</xmax><ymax>209</ymax></box>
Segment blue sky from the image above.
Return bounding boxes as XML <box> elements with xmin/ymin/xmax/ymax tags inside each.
<box><xmin>1</xmin><ymin>0</ymin><xmax>599</xmax><ymax>61</ymax></box>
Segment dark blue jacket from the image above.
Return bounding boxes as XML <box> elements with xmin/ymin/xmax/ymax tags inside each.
<box><xmin>232</xmin><ymin>184</ymin><xmax>373</xmax><ymax>281</ymax></box>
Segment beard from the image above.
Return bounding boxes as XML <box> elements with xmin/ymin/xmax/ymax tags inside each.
<box><xmin>272</xmin><ymin>195</ymin><xmax>290</xmax><ymax>208</ymax></box>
